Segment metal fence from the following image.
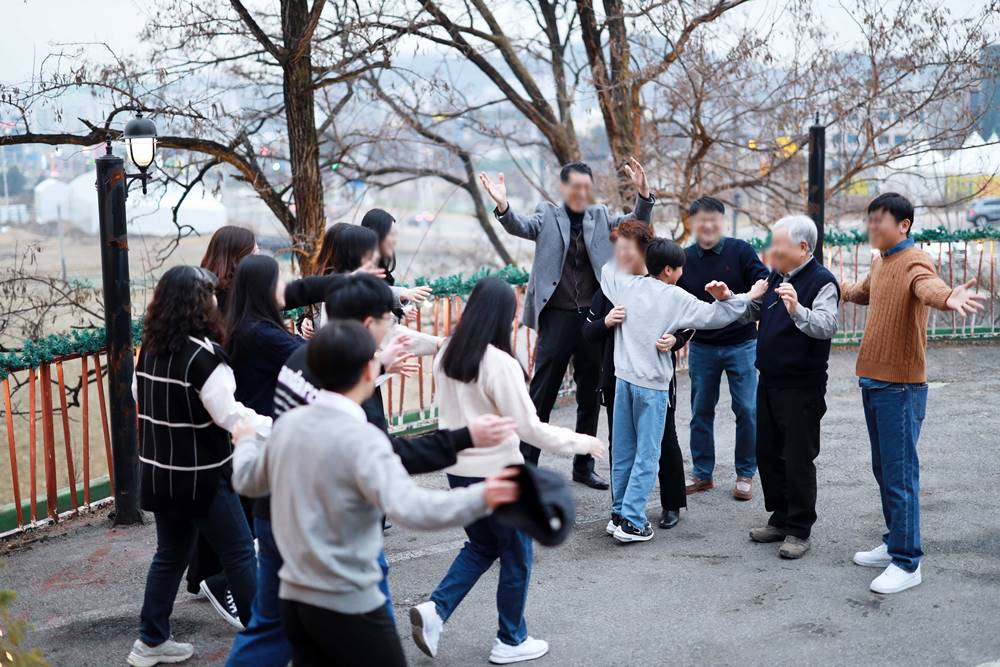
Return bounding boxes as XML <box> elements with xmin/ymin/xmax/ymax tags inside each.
<box><xmin>2</xmin><ymin>240</ymin><xmax>999</xmax><ymax>537</ymax></box>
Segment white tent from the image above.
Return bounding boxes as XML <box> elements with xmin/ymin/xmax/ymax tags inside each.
<box><xmin>33</xmin><ymin>177</ymin><xmax>71</xmax><ymax>224</ymax></box>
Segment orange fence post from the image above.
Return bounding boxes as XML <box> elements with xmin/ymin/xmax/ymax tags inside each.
<box><xmin>55</xmin><ymin>361</ymin><xmax>80</xmax><ymax>513</ymax></box>
<box><xmin>415</xmin><ymin>305</ymin><xmax>425</xmax><ymax>411</ymax></box>
<box><xmin>28</xmin><ymin>369</ymin><xmax>37</xmax><ymax>522</ymax></box>
<box><xmin>39</xmin><ymin>364</ymin><xmax>58</xmax><ymax>521</ymax></box>
<box><xmin>93</xmin><ymin>354</ymin><xmax>114</xmax><ymax>489</ymax></box>
<box><xmin>81</xmin><ymin>355</ymin><xmax>91</xmax><ymax>507</ymax></box>
<box><xmin>3</xmin><ymin>378</ymin><xmax>23</xmax><ymax>528</ymax></box>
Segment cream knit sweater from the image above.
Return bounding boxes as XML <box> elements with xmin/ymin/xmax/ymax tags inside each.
<box><xmin>434</xmin><ymin>342</ymin><xmax>596</xmax><ymax>478</ymax></box>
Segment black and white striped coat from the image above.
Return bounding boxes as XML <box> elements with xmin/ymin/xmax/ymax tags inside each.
<box><xmin>135</xmin><ymin>336</ymin><xmax>269</xmax><ymax>515</ymax></box>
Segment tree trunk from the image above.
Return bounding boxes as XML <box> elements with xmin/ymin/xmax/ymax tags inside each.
<box><xmin>282</xmin><ymin>0</ymin><xmax>326</xmax><ymax>275</ymax></box>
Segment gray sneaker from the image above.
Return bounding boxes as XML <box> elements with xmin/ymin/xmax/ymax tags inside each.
<box><xmin>749</xmin><ymin>525</ymin><xmax>786</xmax><ymax>543</ymax></box>
<box><xmin>779</xmin><ymin>536</ymin><xmax>811</xmax><ymax>559</ymax></box>
<box><xmin>127</xmin><ymin>638</ymin><xmax>194</xmax><ymax>666</ymax></box>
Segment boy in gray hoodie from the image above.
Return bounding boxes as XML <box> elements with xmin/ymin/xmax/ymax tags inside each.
<box><xmin>600</xmin><ymin>238</ymin><xmax>766</xmax><ymax>542</ymax></box>
<box><xmin>231</xmin><ymin>319</ymin><xmax>519</xmax><ymax>666</ymax></box>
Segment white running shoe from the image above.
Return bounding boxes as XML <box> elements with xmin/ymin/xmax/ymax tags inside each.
<box><xmin>126</xmin><ymin>638</ymin><xmax>194</xmax><ymax>667</ymax></box>
<box><xmin>853</xmin><ymin>542</ymin><xmax>892</xmax><ymax>568</ymax></box>
<box><xmin>410</xmin><ymin>601</ymin><xmax>444</xmax><ymax>658</ymax></box>
<box><xmin>870</xmin><ymin>563</ymin><xmax>922</xmax><ymax>594</ymax></box>
<box><xmin>489</xmin><ymin>636</ymin><xmax>550</xmax><ymax>664</ymax></box>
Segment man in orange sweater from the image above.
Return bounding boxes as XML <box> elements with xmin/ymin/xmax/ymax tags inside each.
<box><xmin>841</xmin><ymin>193</ymin><xmax>984</xmax><ymax>595</ymax></box>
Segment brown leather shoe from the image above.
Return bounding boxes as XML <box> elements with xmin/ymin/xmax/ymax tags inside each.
<box><xmin>733</xmin><ymin>476</ymin><xmax>753</xmax><ymax>501</ymax></box>
<box><xmin>685</xmin><ymin>474</ymin><xmax>714</xmax><ymax>495</ymax></box>
<box><xmin>749</xmin><ymin>525</ymin><xmax>786</xmax><ymax>543</ymax></box>
<box><xmin>779</xmin><ymin>536</ymin><xmax>811</xmax><ymax>559</ymax></box>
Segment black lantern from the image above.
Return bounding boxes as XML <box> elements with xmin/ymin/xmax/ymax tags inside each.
<box><xmin>122</xmin><ymin>112</ymin><xmax>157</xmax><ymax>194</ymax></box>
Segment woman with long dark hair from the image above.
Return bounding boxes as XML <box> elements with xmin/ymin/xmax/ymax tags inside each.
<box><xmin>127</xmin><ymin>266</ymin><xmax>270</xmax><ymax>667</ymax></box>
<box><xmin>200</xmin><ymin>226</ymin><xmax>258</xmax><ymax>312</ymax></box>
<box><xmin>410</xmin><ymin>278</ymin><xmax>604</xmax><ymax>665</ymax></box>
<box><xmin>361</xmin><ymin>209</ymin><xmax>433</xmax><ymax>317</ymax></box>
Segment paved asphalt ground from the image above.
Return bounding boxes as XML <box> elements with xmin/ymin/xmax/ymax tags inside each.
<box><xmin>3</xmin><ymin>344</ymin><xmax>1000</xmax><ymax>667</ymax></box>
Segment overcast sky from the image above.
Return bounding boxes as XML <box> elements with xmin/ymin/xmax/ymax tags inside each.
<box><xmin>0</xmin><ymin>0</ymin><xmax>990</xmax><ymax>84</ymax></box>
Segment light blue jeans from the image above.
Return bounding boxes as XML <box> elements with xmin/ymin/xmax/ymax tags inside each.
<box><xmin>611</xmin><ymin>378</ymin><xmax>669</xmax><ymax>529</ymax></box>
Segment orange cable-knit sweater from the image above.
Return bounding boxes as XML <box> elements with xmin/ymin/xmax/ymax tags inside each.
<box><xmin>841</xmin><ymin>246</ymin><xmax>953</xmax><ymax>383</ymax></box>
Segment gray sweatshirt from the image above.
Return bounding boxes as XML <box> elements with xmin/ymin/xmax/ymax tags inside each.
<box><xmin>600</xmin><ymin>262</ymin><xmax>751</xmax><ymax>391</ymax></box>
<box><xmin>232</xmin><ymin>390</ymin><xmax>488</xmax><ymax>614</ymax></box>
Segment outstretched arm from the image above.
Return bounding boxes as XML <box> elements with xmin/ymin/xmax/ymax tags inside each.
<box><xmin>610</xmin><ymin>158</ymin><xmax>655</xmax><ymax>228</ymax></box>
<box><xmin>841</xmin><ymin>272</ymin><xmax>871</xmax><ymax>305</ymax></box>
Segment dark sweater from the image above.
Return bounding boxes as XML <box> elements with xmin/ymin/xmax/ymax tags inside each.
<box><xmin>230</xmin><ymin>320</ymin><xmax>304</xmax><ymax>417</ymax></box>
<box><xmin>756</xmin><ymin>258</ymin><xmax>839</xmax><ymax>387</ymax></box>
<box><xmin>254</xmin><ymin>343</ymin><xmax>474</xmax><ymax>520</ymax></box>
<box><xmin>676</xmin><ymin>237</ymin><xmax>768</xmax><ymax>346</ymax></box>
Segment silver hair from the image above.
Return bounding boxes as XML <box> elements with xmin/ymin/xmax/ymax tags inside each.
<box><xmin>773</xmin><ymin>215</ymin><xmax>817</xmax><ymax>253</ymax></box>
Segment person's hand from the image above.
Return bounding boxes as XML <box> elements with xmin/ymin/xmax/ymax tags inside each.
<box><xmin>604</xmin><ymin>304</ymin><xmax>626</xmax><ymax>328</ymax></box>
<box><xmin>352</xmin><ymin>260</ymin><xmax>386</xmax><ymax>279</ymax></box>
<box><xmin>946</xmin><ymin>279</ymin><xmax>987</xmax><ymax>315</ymax></box>
<box><xmin>582</xmin><ymin>435</ymin><xmax>607</xmax><ymax>460</ymax></box>
<box><xmin>380</xmin><ymin>333</ymin><xmax>411</xmax><ymax>369</ymax></box>
<box><xmin>622</xmin><ymin>157</ymin><xmax>650</xmax><ymax>199</ymax></box>
<box><xmin>479</xmin><ymin>171</ymin><xmax>508</xmax><ymax>213</ymax></box>
<box><xmin>655</xmin><ymin>332</ymin><xmax>677</xmax><ymax>353</ymax></box>
<box><xmin>748</xmin><ymin>278</ymin><xmax>769</xmax><ymax>301</ymax></box>
<box><xmin>402</xmin><ymin>304</ymin><xmax>419</xmax><ymax>324</ymax></box>
<box><xmin>401</xmin><ymin>285</ymin><xmax>433</xmax><ymax>303</ymax></box>
<box><xmin>483</xmin><ymin>467</ymin><xmax>520</xmax><ymax>509</ymax></box>
<box><xmin>231</xmin><ymin>419</ymin><xmax>256</xmax><ymax>443</ymax></box>
<box><xmin>775</xmin><ymin>282</ymin><xmax>799</xmax><ymax>314</ymax></box>
<box><xmin>300</xmin><ymin>317</ymin><xmax>315</xmax><ymax>340</ymax></box>
<box><xmin>468</xmin><ymin>415</ymin><xmax>517</xmax><ymax>447</ymax></box>
<box><xmin>704</xmin><ymin>280</ymin><xmax>732</xmax><ymax>301</ymax></box>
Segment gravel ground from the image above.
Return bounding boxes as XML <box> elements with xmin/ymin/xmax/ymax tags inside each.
<box><xmin>3</xmin><ymin>343</ymin><xmax>999</xmax><ymax>667</ymax></box>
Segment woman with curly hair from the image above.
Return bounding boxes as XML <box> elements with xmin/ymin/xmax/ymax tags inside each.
<box><xmin>127</xmin><ymin>266</ymin><xmax>271</xmax><ymax>667</ymax></box>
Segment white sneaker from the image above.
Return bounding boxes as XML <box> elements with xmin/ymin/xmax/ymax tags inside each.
<box><xmin>870</xmin><ymin>563</ymin><xmax>922</xmax><ymax>594</ymax></box>
<box><xmin>853</xmin><ymin>542</ymin><xmax>892</xmax><ymax>568</ymax></box>
<box><xmin>127</xmin><ymin>638</ymin><xmax>194</xmax><ymax>667</ymax></box>
<box><xmin>410</xmin><ymin>601</ymin><xmax>444</xmax><ymax>658</ymax></box>
<box><xmin>489</xmin><ymin>636</ymin><xmax>550</xmax><ymax>664</ymax></box>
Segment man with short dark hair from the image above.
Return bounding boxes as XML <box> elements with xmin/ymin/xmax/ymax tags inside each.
<box><xmin>480</xmin><ymin>158</ymin><xmax>654</xmax><ymax>489</ymax></box>
<box><xmin>677</xmin><ymin>196</ymin><xmax>769</xmax><ymax>501</ymax></box>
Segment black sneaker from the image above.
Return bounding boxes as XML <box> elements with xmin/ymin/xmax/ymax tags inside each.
<box><xmin>605</xmin><ymin>513</ymin><xmax>622</xmax><ymax>536</ymax></box>
<box><xmin>199</xmin><ymin>576</ymin><xmax>244</xmax><ymax>630</ymax></box>
<box><xmin>613</xmin><ymin>518</ymin><xmax>654</xmax><ymax>543</ymax></box>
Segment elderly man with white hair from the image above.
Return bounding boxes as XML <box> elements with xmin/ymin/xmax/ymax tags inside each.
<box><xmin>742</xmin><ymin>214</ymin><xmax>840</xmax><ymax>559</ymax></box>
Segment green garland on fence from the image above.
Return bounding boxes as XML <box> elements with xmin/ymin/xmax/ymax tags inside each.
<box><xmin>412</xmin><ymin>265</ymin><xmax>530</xmax><ymax>297</ymax></box>
<box><xmin>747</xmin><ymin>225</ymin><xmax>1000</xmax><ymax>252</ymax></box>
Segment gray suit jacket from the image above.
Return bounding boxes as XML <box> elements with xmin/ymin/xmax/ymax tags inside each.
<box><xmin>497</xmin><ymin>194</ymin><xmax>654</xmax><ymax>329</ymax></box>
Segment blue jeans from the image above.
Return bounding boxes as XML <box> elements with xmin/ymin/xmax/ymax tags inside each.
<box><xmin>430</xmin><ymin>475</ymin><xmax>532</xmax><ymax>646</ymax></box>
<box><xmin>860</xmin><ymin>380</ymin><xmax>927</xmax><ymax>572</ymax></box>
<box><xmin>687</xmin><ymin>339</ymin><xmax>758</xmax><ymax>480</ymax></box>
<box><xmin>227</xmin><ymin>519</ymin><xmax>396</xmax><ymax>667</ymax></box>
<box><xmin>611</xmin><ymin>378</ymin><xmax>669</xmax><ymax>528</ymax></box>
<box><xmin>140</xmin><ymin>479</ymin><xmax>257</xmax><ymax>646</ymax></box>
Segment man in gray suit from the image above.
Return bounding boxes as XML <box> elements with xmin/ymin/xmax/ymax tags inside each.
<box><xmin>479</xmin><ymin>159</ymin><xmax>654</xmax><ymax>488</ymax></box>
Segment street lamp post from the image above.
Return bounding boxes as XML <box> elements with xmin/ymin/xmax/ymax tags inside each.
<box><xmin>95</xmin><ymin>112</ymin><xmax>157</xmax><ymax>526</ymax></box>
<box><xmin>808</xmin><ymin>113</ymin><xmax>826</xmax><ymax>264</ymax></box>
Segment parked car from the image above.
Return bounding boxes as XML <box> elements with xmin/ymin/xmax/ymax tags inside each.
<box><xmin>967</xmin><ymin>197</ymin><xmax>1000</xmax><ymax>226</ymax></box>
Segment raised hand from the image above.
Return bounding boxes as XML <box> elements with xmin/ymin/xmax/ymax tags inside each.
<box><xmin>748</xmin><ymin>278</ymin><xmax>769</xmax><ymax>301</ymax></box>
<box><xmin>401</xmin><ymin>285</ymin><xmax>433</xmax><ymax>303</ymax></box>
<box><xmin>775</xmin><ymin>282</ymin><xmax>798</xmax><ymax>314</ymax></box>
<box><xmin>300</xmin><ymin>316</ymin><xmax>315</xmax><ymax>340</ymax></box>
<box><xmin>604</xmin><ymin>304</ymin><xmax>626</xmax><ymax>328</ymax></box>
<box><xmin>655</xmin><ymin>332</ymin><xmax>677</xmax><ymax>353</ymax></box>
<box><xmin>704</xmin><ymin>280</ymin><xmax>733</xmax><ymax>301</ymax></box>
<box><xmin>379</xmin><ymin>333</ymin><xmax>411</xmax><ymax>371</ymax></box>
<box><xmin>385</xmin><ymin>352</ymin><xmax>418</xmax><ymax>378</ymax></box>
<box><xmin>622</xmin><ymin>157</ymin><xmax>650</xmax><ymax>199</ymax></box>
<box><xmin>468</xmin><ymin>414</ymin><xmax>517</xmax><ymax>447</ymax></box>
<box><xmin>352</xmin><ymin>260</ymin><xmax>386</xmax><ymax>279</ymax></box>
<box><xmin>479</xmin><ymin>171</ymin><xmax>508</xmax><ymax>213</ymax></box>
<box><xmin>483</xmin><ymin>467</ymin><xmax>521</xmax><ymax>509</ymax></box>
<box><xmin>946</xmin><ymin>279</ymin><xmax>987</xmax><ymax>316</ymax></box>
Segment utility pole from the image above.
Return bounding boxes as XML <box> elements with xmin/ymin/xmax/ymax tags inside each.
<box><xmin>808</xmin><ymin>113</ymin><xmax>826</xmax><ymax>264</ymax></box>
<box><xmin>95</xmin><ymin>138</ymin><xmax>141</xmax><ymax>526</ymax></box>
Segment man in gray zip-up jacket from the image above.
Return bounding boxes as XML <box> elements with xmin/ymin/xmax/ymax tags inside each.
<box><xmin>231</xmin><ymin>320</ymin><xmax>518</xmax><ymax>666</ymax></box>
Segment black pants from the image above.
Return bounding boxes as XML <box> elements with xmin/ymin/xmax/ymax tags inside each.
<box><xmin>605</xmin><ymin>392</ymin><xmax>686</xmax><ymax>512</ymax></box>
<box><xmin>185</xmin><ymin>493</ymin><xmax>255</xmax><ymax>594</ymax></box>
<box><xmin>756</xmin><ymin>382</ymin><xmax>826</xmax><ymax>539</ymax></box>
<box><xmin>280</xmin><ymin>599</ymin><xmax>405</xmax><ymax>667</ymax></box>
<box><xmin>520</xmin><ymin>308</ymin><xmax>601</xmax><ymax>476</ymax></box>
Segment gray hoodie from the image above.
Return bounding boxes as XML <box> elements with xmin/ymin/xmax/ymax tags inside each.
<box><xmin>600</xmin><ymin>262</ymin><xmax>750</xmax><ymax>391</ymax></box>
<box><xmin>232</xmin><ymin>390</ymin><xmax>488</xmax><ymax>614</ymax></box>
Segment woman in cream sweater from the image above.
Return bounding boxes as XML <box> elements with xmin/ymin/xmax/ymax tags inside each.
<box><xmin>410</xmin><ymin>278</ymin><xmax>604</xmax><ymax>665</ymax></box>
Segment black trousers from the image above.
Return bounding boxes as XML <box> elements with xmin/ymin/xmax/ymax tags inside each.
<box><xmin>605</xmin><ymin>392</ymin><xmax>687</xmax><ymax>512</ymax></box>
<box><xmin>185</xmin><ymin>492</ymin><xmax>255</xmax><ymax>594</ymax></box>
<box><xmin>280</xmin><ymin>599</ymin><xmax>405</xmax><ymax>667</ymax></box>
<box><xmin>520</xmin><ymin>308</ymin><xmax>601</xmax><ymax>476</ymax></box>
<box><xmin>756</xmin><ymin>382</ymin><xmax>826</xmax><ymax>539</ymax></box>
